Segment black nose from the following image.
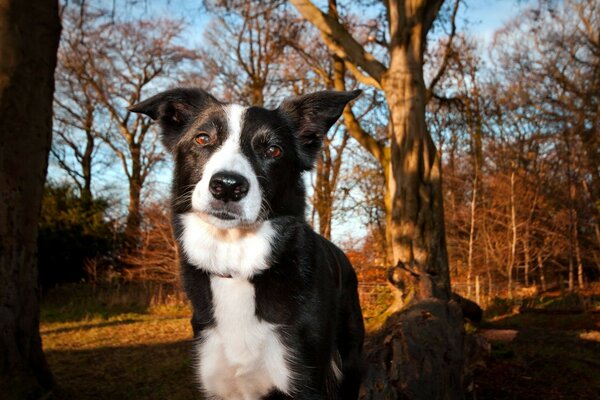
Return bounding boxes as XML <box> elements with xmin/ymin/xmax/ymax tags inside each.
<box><xmin>209</xmin><ymin>172</ymin><xmax>249</xmax><ymax>202</ymax></box>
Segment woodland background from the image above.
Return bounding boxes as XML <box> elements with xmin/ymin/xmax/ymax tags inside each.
<box><xmin>45</xmin><ymin>0</ymin><xmax>599</xmax><ymax>305</ymax></box>
<box><xmin>2</xmin><ymin>0</ymin><xmax>599</xmax><ymax>399</ymax></box>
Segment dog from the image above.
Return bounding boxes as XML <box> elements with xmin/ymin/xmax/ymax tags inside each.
<box><xmin>130</xmin><ymin>88</ymin><xmax>365</xmax><ymax>400</ymax></box>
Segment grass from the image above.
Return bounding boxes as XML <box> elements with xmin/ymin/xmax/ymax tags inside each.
<box><xmin>41</xmin><ymin>284</ymin><xmax>198</xmax><ymax>400</ymax></box>
<box><xmin>40</xmin><ymin>283</ymin><xmax>600</xmax><ymax>399</ymax></box>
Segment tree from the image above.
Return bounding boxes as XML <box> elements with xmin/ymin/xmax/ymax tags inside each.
<box><xmin>200</xmin><ymin>1</ymin><xmax>298</xmax><ymax>107</ymax></box>
<box><xmin>291</xmin><ymin>0</ymin><xmax>459</xmax><ymax>303</ymax></box>
<box><xmin>81</xmin><ymin>15</ymin><xmax>194</xmax><ymax>238</ymax></box>
<box><xmin>290</xmin><ymin>1</ymin><xmax>477</xmax><ymax>398</ymax></box>
<box><xmin>0</xmin><ymin>0</ymin><xmax>61</xmax><ymax>397</ymax></box>
<box><xmin>52</xmin><ymin>6</ymin><xmax>107</xmax><ymax>206</ymax></box>
<box><xmin>488</xmin><ymin>0</ymin><xmax>599</xmax><ymax>290</ymax></box>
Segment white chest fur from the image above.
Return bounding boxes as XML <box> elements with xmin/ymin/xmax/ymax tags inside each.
<box><xmin>180</xmin><ymin>213</ymin><xmax>291</xmax><ymax>399</ymax></box>
<box><xmin>197</xmin><ymin>277</ymin><xmax>292</xmax><ymax>400</ymax></box>
<box><xmin>180</xmin><ymin>212</ymin><xmax>276</xmax><ymax>279</ymax></box>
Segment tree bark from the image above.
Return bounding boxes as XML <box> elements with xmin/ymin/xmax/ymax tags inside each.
<box><xmin>384</xmin><ymin>34</ymin><xmax>450</xmax><ymax>302</ymax></box>
<box><xmin>125</xmin><ymin>144</ymin><xmax>143</xmax><ymax>239</ymax></box>
<box><xmin>508</xmin><ymin>170</ymin><xmax>517</xmax><ymax>299</ymax></box>
<box><xmin>0</xmin><ymin>0</ymin><xmax>61</xmax><ymax>397</ymax></box>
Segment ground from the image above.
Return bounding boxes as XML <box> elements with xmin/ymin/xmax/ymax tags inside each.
<box><xmin>41</xmin><ymin>284</ymin><xmax>600</xmax><ymax>399</ymax></box>
<box><xmin>475</xmin><ymin>311</ymin><xmax>600</xmax><ymax>400</ymax></box>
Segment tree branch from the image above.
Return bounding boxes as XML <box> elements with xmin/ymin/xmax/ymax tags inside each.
<box><xmin>290</xmin><ymin>0</ymin><xmax>387</xmax><ymax>84</ymax></box>
<box><xmin>426</xmin><ymin>0</ymin><xmax>460</xmax><ymax>102</ymax></box>
<box><xmin>332</xmin><ymin>56</ymin><xmax>386</xmax><ymax>166</ymax></box>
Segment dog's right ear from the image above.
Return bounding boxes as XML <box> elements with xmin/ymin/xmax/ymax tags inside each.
<box><xmin>129</xmin><ymin>88</ymin><xmax>217</xmax><ymax>152</ymax></box>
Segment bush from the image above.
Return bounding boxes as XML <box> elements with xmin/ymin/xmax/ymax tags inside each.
<box><xmin>38</xmin><ymin>183</ymin><xmax>115</xmax><ymax>288</ymax></box>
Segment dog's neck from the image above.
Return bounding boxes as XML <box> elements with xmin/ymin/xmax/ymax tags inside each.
<box><xmin>178</xmin><ymin>212</ymin><xmax>277</xmax><ymax>279</ymax></box>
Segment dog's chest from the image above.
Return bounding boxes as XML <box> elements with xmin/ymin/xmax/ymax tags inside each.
<box><xmin>198</xmin><ymin>277</ymin><xmax>292</xmax><ymax>400</ymax></box>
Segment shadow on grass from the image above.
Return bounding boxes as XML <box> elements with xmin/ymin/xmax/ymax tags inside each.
<box><xmin>45</xmin><ymin>340</ymin><xmax>201</xmax><ymax>400</ymax></box>
<box><xmin>474</xmin><ymin>312</ymin><xmax>600</xmax><ymax>400</ymax></box>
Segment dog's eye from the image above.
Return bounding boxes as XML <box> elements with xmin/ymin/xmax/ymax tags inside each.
<box><xmin>195</xmin><ymin>133</ymin><xmax>211</xmax><ymax>146</ymax></box>
<box><xmin>266</xmin><ymin>145</ymin><xmax>283</xmax><ymax>158</ymax></box>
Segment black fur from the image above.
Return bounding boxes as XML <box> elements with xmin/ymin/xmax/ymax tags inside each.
<box><xmin>131</xmin><ymin>87</ymin><xmax>364</xmax><ymax>399</ymax></box>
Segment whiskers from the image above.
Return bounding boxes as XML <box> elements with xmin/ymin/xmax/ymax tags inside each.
<box><xmin>172</xmin><ymin>185</ymin><xmax>196</xmax><ymax>209</ymax></box>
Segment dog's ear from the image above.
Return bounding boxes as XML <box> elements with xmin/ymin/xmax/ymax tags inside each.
<box><xmin>278</xmin><ymin>90</ymin><xmax>361</xmax><ymax>170</ymax></box>
<box><xmin>129</xmin><ymin>88</ymin><xmax>218</xmax><ymax>152</ymax></box>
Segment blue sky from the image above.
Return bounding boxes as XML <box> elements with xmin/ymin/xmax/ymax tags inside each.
<box><xmin>108</xmin><ymin>0</ymin><xmax>528</xmax><ymax>49</ymax></box>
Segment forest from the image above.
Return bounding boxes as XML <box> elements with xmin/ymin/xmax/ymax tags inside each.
<box><xmin>1</xmin><ymin>0</ymin><xmax>599</xmax><ymax>399</ymax></box>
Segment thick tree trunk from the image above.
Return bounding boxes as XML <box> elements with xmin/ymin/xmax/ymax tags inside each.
<box><xmin>0</xmin><ymin>0</ymin><xmax>61</xmax><ymax>397</ymax></box>
<box><xmin>383</xmin><ymin>47</ymin><xmax>450</xmax><ymax>303</ymax></box>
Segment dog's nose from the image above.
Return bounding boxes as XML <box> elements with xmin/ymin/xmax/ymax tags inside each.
<box><xmin>209</xmin><ymin>172</ymin><xmax>249</xmax><ymax>202</ymax></box>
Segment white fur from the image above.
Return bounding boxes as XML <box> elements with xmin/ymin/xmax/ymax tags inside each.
<box><xmin>197</xmin><ymin>277</ymin><xmax>293</xmax><ymax>400</ymax></box>
<box><xmin>191</xmin><ymin>104</ymin><xmax>262</xmax><ymax>229</ymax></box>
<box><xmin>180</xmin><ymin>212</ymin><xmax>275</xmax><ymax>279</ymax></box>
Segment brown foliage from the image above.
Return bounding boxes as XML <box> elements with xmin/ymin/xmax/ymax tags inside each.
<box><xmin>121</xmin><ymin>203</ymin><xmax>179</xmax><ymax>284</ymax></box>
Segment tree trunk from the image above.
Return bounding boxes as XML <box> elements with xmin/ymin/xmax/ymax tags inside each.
<box><xmin>467</xmin><ymin>174</ymin><xmax>477</xmax><ymax>297</ymax></box>
<box><xmin>126</xmin><ymin>145</ymin><xmax>142</xmax><ymax>239</ymax></box>
<box><xmin>574</xmin><ymin>221</ymin><xmax>584</xmax><ymax>289</ymax></box>
<box><xmin>81</xmin><ymin>102</ymin><xmax>95</xmax><ymax>207</ymax></box>
<box><xmin>508</xmin><ymin>170</ymin><xmax>517</xmax><ymax>299</ymax></box>
<box><xmin>383</xmin><ymin>46</ymin><xmax>450</xmax><ymax>302</ymax></box>
<box><xmin>0</xmin><ymin>0</ymin><xmax>61</xmax><ymax>397</ymax></box>
<box><xmin>523</xmin><ymin>237</ymin><xmax>530</xmax><ymax>287</ymax></box>
<box><xmin>538</xmin><ymin>252</ymin><xmax>546</xmax><ymax>292</ymax></box>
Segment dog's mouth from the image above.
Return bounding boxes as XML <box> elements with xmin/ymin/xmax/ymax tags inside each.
<box><xmin>206</xmin><ymin>210</ymin><xmax>239</xmax><ymax>221</ymax></box>
<box><xmin>196</xmin><ymin>202</ymin><xmax>259</xmax><ymax>229</ymax></box>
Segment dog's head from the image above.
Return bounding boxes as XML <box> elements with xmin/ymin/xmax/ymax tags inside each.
<box><xmin>130</xmin><ymin>88</ymin><xmax>360</xmax><ymax>229</ymax></box>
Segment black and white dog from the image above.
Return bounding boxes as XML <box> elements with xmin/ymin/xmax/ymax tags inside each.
<box><xmin>130</xmin><ymin>88</ymin><xmax>364</xmax><ymax>399</ymax></box>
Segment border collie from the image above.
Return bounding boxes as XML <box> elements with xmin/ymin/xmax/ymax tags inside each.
<box><xmin>130</xmin><ymin>88</ymin><xmax>365</xmax><ymax>400</ymax></box>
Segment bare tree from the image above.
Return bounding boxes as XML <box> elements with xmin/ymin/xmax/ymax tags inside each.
<box><xmin>0</xmin><ymin>0</ymin><xmax>61</xmax><ymax>397</ymax></box>
<box><xmin>81</xmin><ymin>17</ymin><xmax>194</xmax><ymax>238</ymax></box>
<box><xmin>52</xmin><ymin>6</ymin><xmax>107</xmax><ymax>206</ymax></box>
<box><xmin>199</xmin><ymin>1</ymin><xmax>298</xmax><ymax>107</ymax></box>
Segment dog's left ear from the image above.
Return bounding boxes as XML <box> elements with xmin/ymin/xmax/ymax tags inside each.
<box><xmin>279</xmin><ymin>89</ymin><xmax>361</xmax><ymax>170</ymax></box>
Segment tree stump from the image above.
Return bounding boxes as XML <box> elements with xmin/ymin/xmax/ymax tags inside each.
<box><xmin>360</xmin><ymin>299</ymin><xmax>488</xmax><ymax>400</ymax></box>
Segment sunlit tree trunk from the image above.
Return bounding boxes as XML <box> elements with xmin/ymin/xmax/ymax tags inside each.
<box><xmin>384</xmin><ymin>46</ymin><xmax>450</xmax><ymax>301</ymax></box>
<box><xmin>508</xmin><ymin>170</ymin><xmax>517</xmax><ymax>299</ymax></box>
<box><xmin>467</xmin><ymin>174</ymin><xmax>477</xmax><ymax>297</ymax></box>
<box><xmin>523</xmin><ymin>237</ymin><xmax>530</xmax><ymax>287</ymax></box>
<box><xmin>537</xmin><ymin>251</ymin><xmax>546</xmax><ymax>292</ymax></box>
<box><xmin>574</xmin><ymin>216</ymin><xmax>584</xmax><ymax>289</ymax></box>
<box><xmin>0</xmin><ymin>0</ymin><xmax>61</xmax><ymax>397</ymax></box>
